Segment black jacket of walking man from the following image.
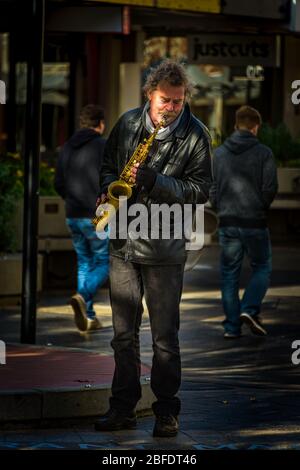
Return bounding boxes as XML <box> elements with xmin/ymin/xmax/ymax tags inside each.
<box><xmin>210</xmin><ymin>105</ymin><xmax>278</xmax><ymax>339</ymax></box>
<box><xmin>94</xmin><ymin>60</ymin><xmax>213</xmax><ymax>437</ymax></box>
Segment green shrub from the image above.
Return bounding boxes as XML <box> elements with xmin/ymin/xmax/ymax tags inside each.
<box><xmin>0</xmin><ymin>153</ymin><xmax>57</xmax><ymax>252</ymax></box>
<box><xmin>0</xmin><ymin>153</ymin><xmax>23</xmax><ymax>252</ymax></box>
<box><xmin>40</xmin><ymin>162</ymin><xmax>57</xmax><ymax>196</ymax></box>
<box><xmin>258</xmin><ymin>123</ymin><xmax>300</xmax><ymax>167</ymax></box>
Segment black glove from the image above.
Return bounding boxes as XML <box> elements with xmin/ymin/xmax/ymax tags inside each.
<box><xmin>136</xmin><ymin>164</ymin><xmax>157</xmax><ymax>192</ymax></box>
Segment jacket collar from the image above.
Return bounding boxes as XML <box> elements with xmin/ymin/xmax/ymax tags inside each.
<box><xmin>127</xmin><ymin>103</ymin><xmax>192</xmax><ymax>142</ymax></box>
<box><xmin>175</xmin><ymin>103</ymin><xmax>191</xmax><ymax>139</ymax></box>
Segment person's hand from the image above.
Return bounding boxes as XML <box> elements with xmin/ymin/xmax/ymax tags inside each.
<box><xmin>96</xmin><ymin>193</ymin><xmax>108</xmax><ymax>208</ymax></box>
<box><xmin>130</xmin><ymin>162</ymin><xmax>140</xmax><ymax>184</ymax></box>
<box><xmin>131</xmin><ymin>163</ymin><xmax>157</xmax><ymax>191</ymax></box>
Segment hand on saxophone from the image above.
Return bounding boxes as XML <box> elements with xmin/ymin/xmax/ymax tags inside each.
<box><xmin>130</xmin><ymin>162</ymin><xmax>140</xmax><ymax>184</ymax></box>
<box><xmin>96</xmin><ymin>193</ymin><xmax>108</xmax><ymax>207</ymax></box>
<box><xmin>131</xmin><ymin>163</ymin><xmax>157</xmax><ymax>191</ymax></box>
<box><xmin>95</xmin><ymin>193</ymin><xmax>108</xmax><ymax>218</ymax></box>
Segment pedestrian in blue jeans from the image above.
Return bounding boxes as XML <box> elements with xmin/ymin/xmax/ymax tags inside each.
<box><xmin>210</xmin><ymin>105</ymin><xmax>278</xmax><ymax>338</ymax></box>
<box><xmin>66</xmin><ymin>218</ymin><xmax>109</xmax><ymax>327</ymax></box>
<box><xmin>55</xmin><ymin>104</ymin><xmax>109</xmax><ymax>332</ymax></box>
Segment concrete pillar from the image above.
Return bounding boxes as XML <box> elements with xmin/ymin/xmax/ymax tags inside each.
<box><xmin>119</xmin><ymin>62</ymin><xmax>141</xmax><ymax>117</ymax></box>
<box><xmin>98</xmin><ymin>34</ymin><xmax>121</xmax><ymax>133</ymax></box>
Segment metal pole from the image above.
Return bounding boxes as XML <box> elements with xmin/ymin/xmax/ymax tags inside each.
<box><xmin>21</xmin><ymin>0</ymin><xmax>45</xmax><ymax>344</ymax></box>
<box><xmin>7</xmin><ymin>31</ymin><xmax>16</xmax><ymax>153</ymax></box>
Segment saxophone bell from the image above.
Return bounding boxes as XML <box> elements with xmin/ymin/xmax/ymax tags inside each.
<box><xmin>93</xmin><ymin>180</ymin><xmax>133</xmax><ymax>232</ymax></box>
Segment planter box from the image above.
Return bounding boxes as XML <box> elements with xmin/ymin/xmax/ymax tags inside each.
<box><xmin>270</xmin><ymin>168</ymin><xmax>300</xmax><ymax>242</ymax></box>
<box><xmin>271</xmin><ymin>168</ymin><xmax>300</xmax><ymax>210</ymax></box>
<box><xmin>277</xmin><ymin>168</ymin><xmax>300</xmax><ymax>194</ymax></box>
<box><xmin>15</xmin><ymin>196</ymin><xmax>72</xmax><ymax>251</ymax></box>
<box><xmin>0</xmin><ymin>253</ymin><xmax>43</xmax><ymax>297</ymax></box>
<box><xmin>38</xmin><ymin>197</ymin><xmax>70</xmax><ymax>237</ymax></box>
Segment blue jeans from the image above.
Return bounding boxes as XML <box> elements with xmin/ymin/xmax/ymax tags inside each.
<box><xmin>66</xmin><ymin>218</ymin><xmax>109</xmax><ymax>319</ymax></box>
<box><xmin>219</xmin><ymin>227</ymin><xmax>272</xmax><ymax>335</ymax></box>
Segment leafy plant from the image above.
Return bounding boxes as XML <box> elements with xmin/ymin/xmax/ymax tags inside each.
<box><xmin>0</xmin><ymin>153</ymin><xmax>23</xmax><ymax>252</ymax></box>
<box><xmin>0</xmin><ymin>153</ymin><xmax>57</xmax><ymax>252</ymax></box>
<box><xmin>40</xmin><ymin>162</ymin><xmax>57</xmax><ymax>196</ymax></box>
<box><xmin>258</xmin><ymin>123</ymin><xmax>300</xmax><ymax>168</ymax></box>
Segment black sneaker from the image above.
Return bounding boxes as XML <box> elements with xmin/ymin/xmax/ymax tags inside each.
<box><xmin>94</xmin><ymin>409</ymin><xmax>137</xmax><ymax>431</ymax></box>
<box><xmin>70</xmin><ymin>293</ymin><xmax>87</xmax><ymax>332</ymax></box>
<box><xmin>153</xmin><ymin>415</ymin><xmax>179</xmax><ymax>437</ymax></box>
<box><xmin>240</xmin><ymin>312</ymin><xmax>267</xmax><ymax>336</ymax></box>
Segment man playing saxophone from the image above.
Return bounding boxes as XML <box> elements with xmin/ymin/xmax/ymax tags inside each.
<box><xmin>94</xmin><ymin>60</ymin><xmax>213</xmax><ymax>437</ymax></box>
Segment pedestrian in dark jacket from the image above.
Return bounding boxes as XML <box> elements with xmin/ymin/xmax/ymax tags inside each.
<box><xmin>210</xmin><ymin>105</ymin><xmax>278</xmax><ymax>339</ymax></box>
<box><xmin>94</xmin><ymin>60</ymin><xmax>213</xmax><ymax>437</ymax></box>
<box><xmin>55</xmin><ymin>104</ymin><xmax>109</xmax><ymax>333</ymax></box>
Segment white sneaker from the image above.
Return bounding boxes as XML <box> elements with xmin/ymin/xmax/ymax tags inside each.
<box><xmin>240</xmin><ymin>312</ymin><xmax>267</xmax><ymax>336</ymax></box>
<box><xmin>224</xmin><ymin>332</ymin><xmax>240</xmax><ymax>339</ymax></box>
<box><xmin>87</xmin><ymin>317</ymin><xmax>103</xmax><ymax>331</ymax></box>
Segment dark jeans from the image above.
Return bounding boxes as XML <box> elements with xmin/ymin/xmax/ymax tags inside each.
<box><xmin>109</xmin><ymin>255</ymin><xmax>184</xmax><ymax>417</ymax></box>
<box><xmin>219</xmin><ymin>227</ymin><xmax>272</xmax><ymax>335</ymax></box>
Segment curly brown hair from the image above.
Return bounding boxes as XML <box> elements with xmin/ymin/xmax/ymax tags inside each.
<box><xmin>143</xmin><ymin>59</ymin><xmax>194</xmax><ymax>100</ymax></box>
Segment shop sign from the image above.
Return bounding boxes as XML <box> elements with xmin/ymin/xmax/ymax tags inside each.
<box><xmin>188</xmin><ymin>34</ymin><xmax>280</xmax><ymax>67</ymax></box>
<box><xmin>246</xmin><ymin>65</ymin><xmax>264</xmax><ymax>80</ymax></box>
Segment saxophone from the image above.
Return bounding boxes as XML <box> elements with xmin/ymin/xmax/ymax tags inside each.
<box><xmin>92</xmin><ymin>115</ymin><xmax>167</xmax><ymax>233</ymax></box>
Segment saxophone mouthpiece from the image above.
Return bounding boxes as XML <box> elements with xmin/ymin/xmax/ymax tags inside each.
<box><xmin>161</xmin><ymin>114</ymin><xmax>169</xmax><ymax>126</ymax></box>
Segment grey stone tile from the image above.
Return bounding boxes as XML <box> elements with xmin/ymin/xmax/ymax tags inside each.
<box><xmin>77</xmin><ymin>431</ymin><xmax>122</xmax><ymax>443</ymax></box>
<box><xmin>3</xmin><ymin>429</ymin><xmax>82</xmax><ymax>443</ymax></box>
<box><xmin>110</xmin><ymin>429</ymin><xmax>150</xmax><ymax>439</ymax></box>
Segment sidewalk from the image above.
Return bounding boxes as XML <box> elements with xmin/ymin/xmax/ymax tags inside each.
<box><xmin>0</xmin><ymin>245</ymin><xmax>300</xmax><ymax>450</ymax></box>
<box><xmin>0</xmin><ymin>284</ymin><xmax>155</xmax><ymax>423</ymax></box>
<box><xmin>1</xmin><ymin>343</ymin><xmax>153</xmax><ymax>423</ymax></box>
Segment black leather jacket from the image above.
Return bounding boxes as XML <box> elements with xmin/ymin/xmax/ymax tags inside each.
<box><xmin>100</xmin><ymin>103</ymin><xmax>213</xmax><ymax>264</ymax></box>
